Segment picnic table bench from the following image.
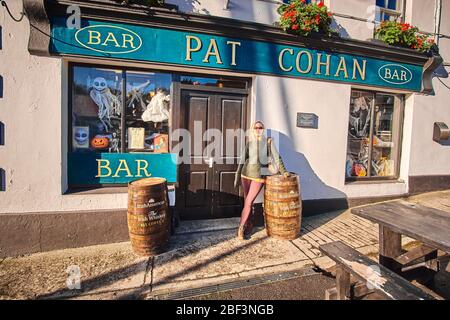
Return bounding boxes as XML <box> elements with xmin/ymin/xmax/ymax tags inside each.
<box><xmin>352</xmin><ymin>200</ymin><xmax>450</xmax><ymax>273</ymax></box>
<box><xmin>320</xmin><ymin>241</ymin><xmax>436</xmax><ymax>300</ymax></box>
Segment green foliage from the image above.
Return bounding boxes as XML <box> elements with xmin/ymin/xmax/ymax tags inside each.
<box><xmin>375</xmin><ymin>21</ymin><xmax>435</xmax><ymax>53</ymax></box>
<box><xmin>277</xmin><ymin>0</ymin><xmax>335</xmax><ymax>37</ymax></box>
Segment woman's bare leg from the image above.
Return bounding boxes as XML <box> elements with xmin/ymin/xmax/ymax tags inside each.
<box><xmin>239</xmin><ymin>180</ymin><xmax>264</xmax><ymax>228</ymax></box>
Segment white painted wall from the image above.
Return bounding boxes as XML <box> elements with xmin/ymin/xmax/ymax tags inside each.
<box><xmin>167</xmin><ymin>0</ymin><xmax>280</xmax><ymax>25</ymax></box>
<box><xmin>406</xmin><ymin>0</ymin><xmax>450</xmax><ymax>177</ymax></box>
<box><xmin>328</xmin><ymin>0</ymin><xmax>375</xmax><ymax>40</ymax></box>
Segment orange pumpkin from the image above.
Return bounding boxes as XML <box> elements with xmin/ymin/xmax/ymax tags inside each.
<box><xmin>91</xmin><ymin>136</ymin><xmax>110</xmax><ymax>149</ymax></box>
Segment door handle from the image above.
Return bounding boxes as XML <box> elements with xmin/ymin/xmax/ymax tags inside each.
<box><xmin>205</xmin><ymin>157</ymin><xmax>214</xmax><ymax>168</ymax></box>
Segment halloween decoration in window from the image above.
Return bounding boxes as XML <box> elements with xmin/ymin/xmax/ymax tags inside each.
<box><xmin>71</xmin><ymin>67</ymin><xmax>173</xmax><ymax>154</ymax></box>
<box><xmin>125</xmin><ymin>71</ymin><xmax>171</xmax><ymax>153</ymax></box>
<box><xmin>71</xmin><ymin>66</ymin><xmax>123</xmax><ymax>153</ymax></box>
<box><xmin>346</xmin><ymin>90</ymin><xmax>402</xmax><ymax>179</ymax></box>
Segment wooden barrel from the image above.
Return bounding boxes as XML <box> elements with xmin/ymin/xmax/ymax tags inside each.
<box><xmin>264</xmin><ymin>174</ymin><xmax>302</xmax><ymax>240</ymax></box>
<box><xmin>127</xmin><ymin>178</ymin><xmax>170</xmax><ymax>256</ymax></box>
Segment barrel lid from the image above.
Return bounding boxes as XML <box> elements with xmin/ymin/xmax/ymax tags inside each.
<box><xmin>130</xmin><ymin>178</ymin><xmax>167</xmax><ymax>187</ymax></box>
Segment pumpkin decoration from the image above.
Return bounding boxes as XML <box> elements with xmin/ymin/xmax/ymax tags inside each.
<box><xmin>91</xmin><ymin>135</ymin><xmax>110</xmax><ymax>149</ymax></box>
<box><xmin>353</xmin><ymin>163</ymin><xmax>367</xmax><ymax>177</ymax></box>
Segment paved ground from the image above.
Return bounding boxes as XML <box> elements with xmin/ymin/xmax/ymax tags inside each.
<box><xmin>1</xmin><ymin>190</ymin><xmax>450</xmax><ymax>300</ymax></box>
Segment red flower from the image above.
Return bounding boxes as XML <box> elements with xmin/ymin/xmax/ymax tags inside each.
<box><xmin>400</xmin><ymin>23</ymin><xmax>411</xmax><ymax>32</ymax></box>
<box><xmin>315</xmin><ymin>14</ymin><xmax>321</xmax><ymax>24</ymax></box>
<box><xmin>292</xmin><ymin>24</ymin><xmax>299</xmax><ymax>30</ymax></box>
<box><xmin>318</xmin><ymin>1</ymin><xmax>325</xmax><ymax>8</ymax></box>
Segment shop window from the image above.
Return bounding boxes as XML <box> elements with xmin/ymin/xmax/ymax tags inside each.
<box><xmin>71</xmin><ymin>65</ymin><xmax>172</xmax><ymax>154</ymax></box>
<box><xmin>346</xmin><ymin>90</ymin><xmax>403</xmax><ymax>181</ymax></box>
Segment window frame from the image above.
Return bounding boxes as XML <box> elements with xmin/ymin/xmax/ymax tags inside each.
<box><xmin>375</xmin><ymin>0</ymin><xmax>405</xmax><ymax>24</ymax></box>
<box><xmin>345</xmin><ymin>88</ymin><xmax>405</xmax><ymax>183</ymax></box>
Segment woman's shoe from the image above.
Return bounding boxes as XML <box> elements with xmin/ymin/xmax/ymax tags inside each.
<box><xmin>237</xmin><ymin>224</ymin><xmax>246</xmax><ymax>240</ymax></box>
<box><xmin>245</xmin><ymin>220</ymin><xmax>254</xmax><ymax>238</ymax></box>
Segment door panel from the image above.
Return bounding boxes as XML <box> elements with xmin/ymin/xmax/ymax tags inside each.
<box><xmin>187</xmin><ymin>96</ymin><xmax>209</xmax><ymax>157</ymax></box>
<box><xmin>177</xmin><ymin>90</ymin><xmax>247</xmax><ymax>219</ymax></box>
<box><xmin>212</xmin><ymin>95</ymin><xmax>246</xmax><ymax>217</ymax></box>
<box><xmin>178</xmin><ymin>91</ymin><xmax>215</xmax><ymax>219</ymax></box>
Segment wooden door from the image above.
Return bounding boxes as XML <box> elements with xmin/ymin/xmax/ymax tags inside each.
<box><xmin>177</xmin><ymin>90</ymin><xmax>247</xmax><ymax>220</ymax></box>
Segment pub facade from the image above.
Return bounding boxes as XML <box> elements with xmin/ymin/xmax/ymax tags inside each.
<box><xmin>0</xmin><ymin>0</ymin><xmax>449</xmax><ymax>257</ymax></box>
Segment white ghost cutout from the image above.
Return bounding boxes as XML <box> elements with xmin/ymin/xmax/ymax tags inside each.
<box><xmin>89</xmin><ymin>77</ymin><xmax>121</xmax><ymax>132</ymax></box>
<box><xmin>142</xmin><ymin>89</ymin><xmax>170</xmax><ymax>123</ymax></box>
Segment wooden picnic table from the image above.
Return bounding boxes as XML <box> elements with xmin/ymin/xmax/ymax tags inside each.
<box><xmin>352</xmin><ymin>200</ymin><xmax>450</xmax><ymax>272</ymax></box>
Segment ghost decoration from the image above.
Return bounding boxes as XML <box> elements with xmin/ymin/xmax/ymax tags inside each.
<box><xmin>89</xmin><ymin>77</ymin><xmax>121</xmax><ymax>132</ymax></box>
<box><xmin>141</xmin><ymin>88</ymin><xmax>170</xmax><ymax>123</ymax></box>
<box><xmin>73</xmin><ymin>126</ymin><xmax>89</xmax><ymax>149</ymax></box>
<box><xmin>127</xmin><ymin>80</ymin><xmax>150</xmax><ymax>117</ymax></box>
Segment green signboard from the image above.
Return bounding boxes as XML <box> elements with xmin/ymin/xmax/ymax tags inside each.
<box><xmin>50</xmin><ymin>17</ymin><xmax>424</xmax><ymax>92</ymax></box>
<box><xmin>68</xmin><ymin>153</ymin><xmax>178</xmax><ymax>185</ymax></box>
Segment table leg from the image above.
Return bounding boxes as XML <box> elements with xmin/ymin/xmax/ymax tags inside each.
<box><xmin>379</xmin><ymin>225</ymin><xmax>402</xmax><ymax>272</ymax></box>
<box><xmin>336</xmin><ymin>266</ymin><xmax>351</xmax><ymax>300</ymax></box>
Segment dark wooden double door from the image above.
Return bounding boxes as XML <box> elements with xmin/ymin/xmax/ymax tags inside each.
<box><xmin>177</xmin><ymin>89</ymin><xmax>248</xmax><ymax>220</ymax></box>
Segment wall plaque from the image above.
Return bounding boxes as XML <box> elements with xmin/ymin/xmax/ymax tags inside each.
<box><xmin>297</xmin><ymin>113</ymin><xmax>318</xmax><ymax>129</ymax></box>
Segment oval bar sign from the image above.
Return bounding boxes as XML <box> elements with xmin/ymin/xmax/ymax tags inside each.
<box><xmin>378</xmin><ymin>64</ymin><xmax>413</xmax><ymax>85</ymax></box>
<box><xmin>75</xmin><ymin>25</ymin><xmax>142</xmax><ymax>54</ymax></box>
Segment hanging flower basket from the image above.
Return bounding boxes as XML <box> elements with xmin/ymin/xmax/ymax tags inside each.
<box><xmin>374</xmin><ymin>21</ymin><xmax>436</xmax><ymax>54</ymax></box>
<box><xmin>277</xmin><ymin>0</ymin><xmax>335</xmax><ymax>37</ymax></box>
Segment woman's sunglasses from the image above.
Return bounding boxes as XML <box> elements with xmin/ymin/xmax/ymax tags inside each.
<box><xmin>254</xmin><ymin>126</ymin><xmax>264</xmax><ymax>130</ymax></box>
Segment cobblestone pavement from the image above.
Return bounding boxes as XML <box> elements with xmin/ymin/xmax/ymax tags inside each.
<box><xmin>1</xmin><ymin>190</ymin><xmax>449</xmax><ymax>300</ymax></box>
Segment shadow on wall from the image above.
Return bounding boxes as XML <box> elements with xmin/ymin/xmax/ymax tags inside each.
<box><xmin>268</xmin><ymin>129</ymin><xmax>347</xmax><ymax>202</ymax></box>
<box><xmin>170</xmin><ymin>0</ymin><xmax>278</xmax><ymax>24</ymax></box>
<box><xmin>331</xmin><ymin>19</ymin><xmax>350</xmax><ymax>39</ymax></box>
<box><xmin>168</xmin><ymin>0</ymin><xmax>205</xmax><ymax>14</ymax></box>
<box><xmin>436</xmin><ymin>137</ymin><xmax>450</xmax><ymax>147</ymax></box>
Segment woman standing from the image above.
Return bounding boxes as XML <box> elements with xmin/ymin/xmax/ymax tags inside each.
<box><xmin>234</xmin><ymin>121</ymin><xmax>290</xmax><ymax>240</ymax></box>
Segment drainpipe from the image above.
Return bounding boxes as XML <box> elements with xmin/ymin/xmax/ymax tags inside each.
<box><xmin>401</xmin><ymin>0</ymin><xmax>406</xmax><ymax>23</ymax></box>
<box><xmin>434</xmin><ymin>0</ymin><xmax>442</xmax><ymax>46</ymax></box>
<box><xmin>223</xmin><ymin>0</ymin><xmax>230</xmax><ymax>10</ymax></box>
